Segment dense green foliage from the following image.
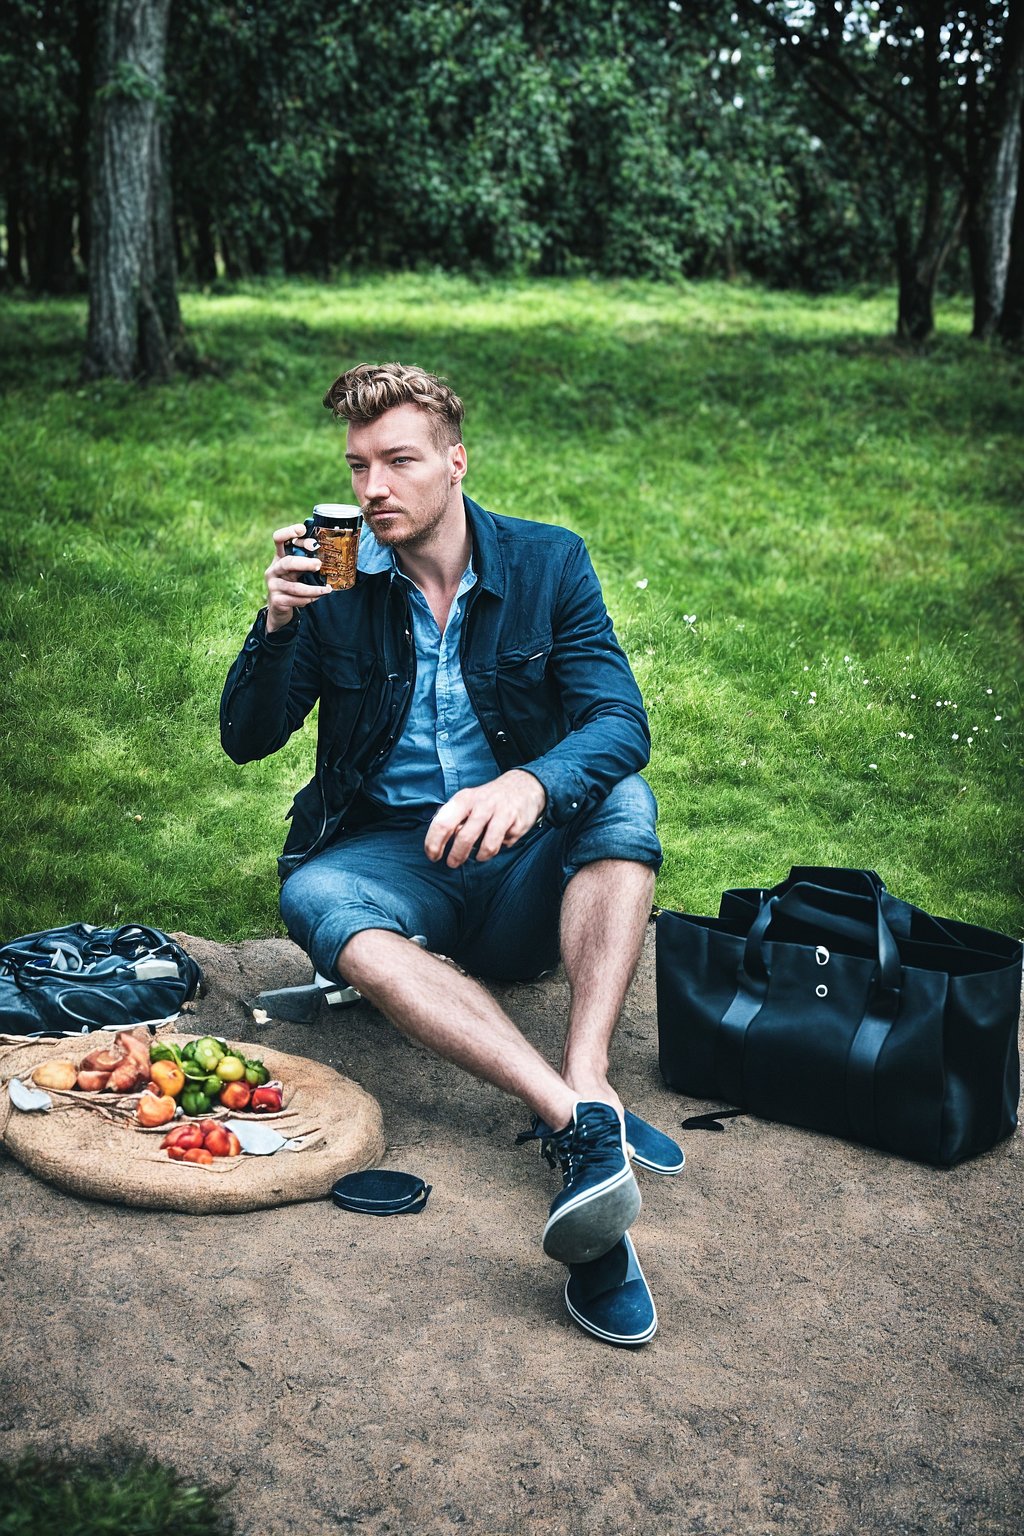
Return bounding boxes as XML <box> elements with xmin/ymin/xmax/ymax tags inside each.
<box><xmin>2</xmin><ymin>0</ymin><xmax>898</xmax><ymax>291</ymax></box>
<box><xmin>0</xmin><ymin>276</ymin><xmax>1020</xmax><ymax>941</ymax></box>
<box><xmin>0</xmin><ymin>1444</ymin><xmax>232</xmax><ymax>1536</ymax></box>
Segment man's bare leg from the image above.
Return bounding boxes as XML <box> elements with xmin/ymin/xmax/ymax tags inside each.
<box><xmin>336</xmin><ymin>929</ymin><xmax>576</xmax><ymax>1130</ymax></box>
<box><xmin>558</xmin><ymin>859</ymin><xmax>656</xmax><ymax>1117</ymax></box>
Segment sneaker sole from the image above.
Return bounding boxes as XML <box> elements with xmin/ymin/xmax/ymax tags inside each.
<box><xmin>542</xmin><ymin>1167</ymin><xmax>642</xmax><ymax>1265</ymax></box>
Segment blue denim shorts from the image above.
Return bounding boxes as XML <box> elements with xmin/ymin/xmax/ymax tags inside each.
<box><xmin>280</xmin><ymin>773</ymin><xmax>661</xmax><ymax>984</ymax></box>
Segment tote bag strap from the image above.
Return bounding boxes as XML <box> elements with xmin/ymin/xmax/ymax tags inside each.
<box><xmin>715</xmin><ymin>873</ymin><xmax>903</xmax><ymax>1132</ymax></box>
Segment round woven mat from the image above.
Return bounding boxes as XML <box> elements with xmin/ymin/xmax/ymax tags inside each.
<box><xmin>0</xmin><ymin>1030</ymin><xmax>384</xmax><ymax>1213</ymax></box>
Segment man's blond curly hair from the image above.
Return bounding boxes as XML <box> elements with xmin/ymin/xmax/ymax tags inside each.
<box><xmin>323</xmin><ymin>362</ymin><xmax>465</xmax><ymax>449</ymax></box>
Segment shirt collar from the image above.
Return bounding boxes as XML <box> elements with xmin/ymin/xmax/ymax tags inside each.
<box><xmin>357</xmin><ymin>522</ymin><xmax>477</xmax><ymax>591</ymax></box>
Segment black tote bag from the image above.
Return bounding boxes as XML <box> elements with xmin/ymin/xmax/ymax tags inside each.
<box><xmin>656</xmin><ymin>868</ymin><xmax>1022</xmax><ymax>1167</ymax></box>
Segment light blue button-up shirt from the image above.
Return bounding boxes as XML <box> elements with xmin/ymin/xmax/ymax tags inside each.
<box><xmin>358</xmin><ymin>531</ymin><xmax>499</xmax><ymax>810</ymax></box>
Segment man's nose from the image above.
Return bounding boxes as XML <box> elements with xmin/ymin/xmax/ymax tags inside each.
<box><xmin>362</xmin><ymin>463</ymin><xmax>390</xmax><ymax>502</ymax></box>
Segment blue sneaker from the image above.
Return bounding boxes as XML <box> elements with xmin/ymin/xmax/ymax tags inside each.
<box><xmin>622</xmin><ymin>1111</ymin><xmax>685</xmax><ymax>1174</ymax></box>
<box><xmin>564</xmin><ymin>1232</ymin><xmax>657</xmax><ymax>1347</ymax></box>
<box><xmin>541</xmin><ymin>1101</ymin><xmax>641</xmax><ymax>1265</ymax></box>
<box><xmin>518</xmin><ymin>1109</ymin><xmax>684</xmax><ymax>1176</ymax></box>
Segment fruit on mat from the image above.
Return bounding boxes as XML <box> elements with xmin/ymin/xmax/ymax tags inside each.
<box><xmin>149</xmin><ymin>1060</ymin><xmax>185</xmax><ymax>1098</ymax></box>
<box><xmin>31</xmin><ymin>1061</ymin><xmax>78</xmax><ymax>1090</ymax></box>
<box><xmin>136</xmin><ymin>1091</ymin><xmax>177</xmax><ymax>1128</ymax></box>
<box><xmin>217</xmin><ymin>1080</ymin><xmax>251</xmax><ymax>1111</ymax></box>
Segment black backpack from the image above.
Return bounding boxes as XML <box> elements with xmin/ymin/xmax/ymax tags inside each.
<box><xmin>0</xmin><ymin>923</ymin><xmax>203</xmax><ymax>1038</ymax></box>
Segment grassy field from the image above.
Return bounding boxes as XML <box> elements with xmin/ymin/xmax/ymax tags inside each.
<box><xmin>0</xmin><ymin>275</ymin><xmax>1020</xmax><ymax>942</ymax></box>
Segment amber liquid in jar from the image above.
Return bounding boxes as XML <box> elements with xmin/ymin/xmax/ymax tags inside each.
<box><xmin>311</xmin><ymin>504</ymin><xmax>362</xmax><ymax>590</ymax></box>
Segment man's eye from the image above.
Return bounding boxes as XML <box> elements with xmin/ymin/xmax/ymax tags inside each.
<box><xmin>392</xmin><ymin>457</ymin><xmax>410</xmax><ymax>465</ymax></box>
<box><xmin>349</xmin><ymin>464</ymin><xmax>366</xmax><ymax>473</ymax></box>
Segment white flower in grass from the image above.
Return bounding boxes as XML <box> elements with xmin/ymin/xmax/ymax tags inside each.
<box><xmin>952</xmin><ymin>733</ymin><xmax>959</xmax><ymax>740</ymax></box>
<box><xmin>868</xmin><ymin>763</ymin><xmax>878</xmax><ymax>770</ymax></box>
<box><xmin>986</xmin><ymin>688</ymin><xmax>993</xmax><ymax>694</ymax></box>
<box><xmin>899</xmin><ymin>731</ymin><xmax>907</xmax><ymax>738</ymax></box>
<box><xmin>682</xmin><ymin>613</ymin><xmax>697</xmax><ymax>626</ymax></box>
<box><xmin>995</xmin><ymin>715</ymin><xmax>1002</xmax><ymax>721</ymax></box>
<box><xmin>911</xmin><ymin>694</ymin><xmax>917</xmax><ymax>700</ymax></box>
<box><xmin>844</xmin><ymin>655</ymin><xmax>851</xmax><ymax>663</ymax></box>
<box><xmin>635</xmin><ymin>578</ymin><xmax>648</xmax><ymax>590</ymax></box>
<box><xmin>908</xmin><ymin>734</ymin><xmax>914</xmax><ymax>740</ymax></box>
<box><xmin>804</xmin><ymin>665</ymin><xmax>810</xmax><ymax>671</ymax></box>
<box><xmin>967</xmin><ymin>737</ymin><xmax>974</xmax><ymax>745</ymax></box>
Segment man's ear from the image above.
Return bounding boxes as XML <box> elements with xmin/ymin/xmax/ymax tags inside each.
<box><xmin>449</xmin><ymin>443</ymin><xmax>468</xmax><ymax>485</ymax></box>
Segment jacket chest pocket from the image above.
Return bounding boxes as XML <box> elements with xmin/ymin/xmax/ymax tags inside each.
<box><xmin>318</xmin><ymin>646</ymin><xmax>376</xmax><ymax>759</ymax></box>
<box><xmin>493</xmin><ymin>638</ymin><xmax>560</xmax><ymax>753</ymax></box>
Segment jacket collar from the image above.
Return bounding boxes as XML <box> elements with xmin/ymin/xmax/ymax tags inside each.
<box><xmin>356</xmin><ymin>493</ymin><xmax>505</xmax><ymax>599</ymax></box>
<box><xmin>463</xmin><ymin>494</ymin><xmax>504</xmax><ymax>598</ymax></box>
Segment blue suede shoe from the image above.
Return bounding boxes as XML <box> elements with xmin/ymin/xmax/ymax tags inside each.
<box><xmin>518</xmin><ymin>1109</ymin><xmax>684</xmax><ymax>1176</ymax></box>
<box><xmin>623</xmin><ymin>1110</ymin><xmax>685</xmax><ymax>1175</ymax></box>
<box><xmin>564</xmin><ymin>1232</ymin><xmax>657</xmax><ymax>1347</ymax></box>
<box><xmin>541</xmin><ymin>1101</ymin><xmax>641</xmax><ymax>1265</ymax></box>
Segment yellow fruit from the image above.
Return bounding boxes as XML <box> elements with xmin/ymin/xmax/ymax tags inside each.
<box><xmin>32</xmin><ymin>1060</ymin><xmax>78</xmax><ymax>1090</ymax></box>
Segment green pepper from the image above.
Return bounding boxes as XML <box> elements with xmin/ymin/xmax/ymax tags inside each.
<box><xmin>244</xmin><ymin>1059</ymin><xmax>269</xmax><ymax>1087</ymax></box>
<box><xmin>181</xmin><ymin>1041</ymin><xmax>198</xmax><ymax>1062</ymax></box>
<box><xmin>182</xmin><ymin>1059</ymin><xmax>209</xmax><ymax>1081</ymax></box>
<box><xmin>149</xmin><ymin>1042</ymin><xmax>182</xmax><ymax>1065</ymax></box>
<box><xmin>203</xmin><ymin>1074</ymin><xmax>223</xmax><ymax>1099</ymax></box>
<box><xmin>193</xmin><ymin>1036</ymin><xmax>226</xmax><ymax>1073</ymax></box>
<box><xmin>180</xmin><ymin>1086</ymin><xmax>212</xmax><ymax>1116</ymax></box>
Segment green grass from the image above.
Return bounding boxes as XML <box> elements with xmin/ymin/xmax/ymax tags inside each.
<box><xmin>0</xmin><ymin>1444</ymin><xmax>232</xmax><ymax>1535</ymax></box>
<box><xmin>0</xmin><ymin>275</ymin><xmax>1020</xmax><ymax>939</ymax></box>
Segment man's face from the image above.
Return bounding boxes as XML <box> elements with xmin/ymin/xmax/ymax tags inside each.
<box><xmin>345</xmin><ymin>403</ymin><xmax>465</xmax><ymax>551</ymax></box>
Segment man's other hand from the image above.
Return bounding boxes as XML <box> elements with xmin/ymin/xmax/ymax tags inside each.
<box><xmin>265</xmin><ymin>523</ymin><xmax>327</xmax><ymax>633</ymax></box>
<box><xmin>425</xmin><ymin>770</ymin><xmax>547</xmax><ymax>867</ymax></box>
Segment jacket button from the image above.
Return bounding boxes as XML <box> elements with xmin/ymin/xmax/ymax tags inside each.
<box><xmin>495</xmin><ymin>730</ymin><xmax>508</xmax><ymax>744</ymax></box>
<box><xmin>570</xmin><ymin>801</ymin><xmax>578</xmax><ymax>810</ymax></box>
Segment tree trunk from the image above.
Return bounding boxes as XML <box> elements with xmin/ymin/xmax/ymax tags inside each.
<box><xmin>191</xmin><ymin>202</ymin><xmax>217</xmax><ymax>284</ymax></box>
<box><xmin>999</xmin><ymin>102</ymin><xmax>1024</xmax><ymax>344</ymax></box>
<box><xmin>5</xmin><ymin>182</ymin><xmax>25</xmax><ymax>287</ymax></box>
<box><xmin>894</xmin><ymin>178</ymin><xmax>965</xmax><ymax>345</ymax></box>
<box><xmin>83</xmin><ymin>0</ymin><xmax>177</xmax><ymax>382</ymax></box>
<box><xmin>968</xmin><ymin>7</ymin><xmax>1024</xmax><ymax>339</ymax></box>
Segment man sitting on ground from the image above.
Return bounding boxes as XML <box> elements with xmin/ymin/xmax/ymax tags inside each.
<box><xmin>220</xmin><ymin>362</ymin><xmax>681</xmax><ymax>1346</ymax></box>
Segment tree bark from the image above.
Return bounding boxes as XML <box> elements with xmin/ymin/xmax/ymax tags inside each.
<box><xmin>968</xmin><ymin>6</ymin><xmax>1024</xmax><ymax>339</ymax></box>
<box><xmin>999</xmin><ymin>99</ymin><xmax>1024</xmax><ymax>343</ymax></box>
<box><xmin>895</xmin><ymin>165</ymin><xmax>965</xmax><ymax>345</ymax></box>
<box><xmin>83</xmin><ymin>0</ymin><xmax>177</xmax><ymax>382</ymax></box>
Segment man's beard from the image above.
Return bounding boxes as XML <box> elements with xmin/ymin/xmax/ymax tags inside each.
<box><xmin>366</xmin><ymin>483</ymin><xmax>450</xmax><ymax>550</ymax></box>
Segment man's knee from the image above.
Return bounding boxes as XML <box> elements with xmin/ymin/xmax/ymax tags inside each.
<box><xmin>564</xmin><ymin>774</ymin><xmax>662</xmax><ymax>877</ymax></box>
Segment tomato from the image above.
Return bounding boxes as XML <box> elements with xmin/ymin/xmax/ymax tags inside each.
<box><xmin>224</xmin><ymin>1131</ymin><xmax>242</xmax><ymax>1157</ymax></box>
<box><xmin>161</xmin><ymin>1124</ymin><xmax>203</xmax><ymax>1150</ymax></box>
<box><xmin>182</xmin><ymin>1147</ymin><xmax>215</xmax><ymax>1166</ymax></box>
<box><xmin>149</xmin><ymin>1060</ymin><xmax>185</xmax><ymax>1098</ymax></box>
<box><xmin>218</xmin><ymin>1080</ymin><xmax>251</xmax><ymax>1111</ymax></box>
<box><xmin>203</xmin><ymin>1125</ymin><xmax>232</xmax><ymax>1158</ymax></box>
<box><xmin>215</xmin><ymin>1055</ymin><xmax>246</xmax><ymax>1083</ymax></box>
<box><xmin>166</xmin><ymin>1145</ymin><xmax>189</xmax><ymax>1161</ymax></box>
<box><xmin>251</xmin><ymin>1085</ymin><xmax>284</xmax><ymax>1113</ymax></box>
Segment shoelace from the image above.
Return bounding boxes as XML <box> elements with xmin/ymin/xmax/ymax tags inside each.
<box><xmin>515</xmin><ymin>1107</ymin><xmax>621</xmax><ymax>1178</ymax></box>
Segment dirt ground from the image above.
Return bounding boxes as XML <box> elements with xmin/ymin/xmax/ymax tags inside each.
<box><xmin>2</xmin><ymin>925</ymin><xmax>1022</xmax><ymax>1536</ymax></box>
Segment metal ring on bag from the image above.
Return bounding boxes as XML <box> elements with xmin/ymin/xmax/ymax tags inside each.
<box><xmin>815</xmin><ymin>946</ymin><xmax>830</xmax><ymax>966</ymax></box>
<box><xmin>816</xmin><ymin>983</ymin><xmax>829</xmax><ymax>998</ymax></box>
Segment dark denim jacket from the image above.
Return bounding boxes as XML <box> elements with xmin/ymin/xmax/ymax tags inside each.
<box><xmin>220</xmin><ymin>496</ymin><xmax>651</xmax><ymax>878</ymax></box>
